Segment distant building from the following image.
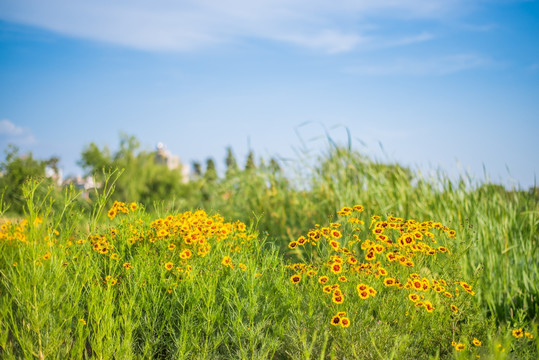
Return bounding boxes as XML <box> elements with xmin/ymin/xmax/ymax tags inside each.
<box><xmin>45</xmin><ymin>166</ymin><xmax>63</xmax><ymax>186</ymax></box>
<box><xmin>154</xmin><ymin>142</ymin><xmax>190</xmax><ymax>183</ymax></box>
<box><xmin>62</xmin><ymin>175</ymin><xmax>99</xmax><ymax>199</ymax></box>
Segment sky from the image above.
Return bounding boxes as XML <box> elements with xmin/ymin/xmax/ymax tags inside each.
<box><xmin>0</xmin><ymin>0</ymin><xmax>538</xmax><ymax>189</ymax></box>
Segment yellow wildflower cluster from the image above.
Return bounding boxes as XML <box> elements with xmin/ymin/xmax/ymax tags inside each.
<box><xmin>104</xmin><ymin>275</ymin><xmax>119</xmax><ymax>286</ymax></box>
<box><xmin>99</xmin><ymin>205</ymin><xmax>253</xmax><ymax>281</ymax></box>
<box><xmin>286</xmin><ymin>205</ymin><xmax>474</xmax><ymax>327</ymax></box>
<box><xmin>89</xmin><ymin>234</ymin><xmax>114</xmax><ymax>254</ymax></box>
<box><xmin>512</xmin><ymin>328</ymin><xmax>534</xmax><ymax>339</ymax></box>
<box><xmin>450</xmin><ymin>336</ymin><xmax>483</xmax><ymax>353</ymax></box>
<box><xmin>146</xmin><ymin>210</ymin><xmax>253</xmax><ymax>256</ymax></box>
<box><xmin>107</xmin><ymin>201</ymin><xmax>138</xmax><ymax>220</ymax></box>
<box><xmin>330</xmin><ymin>311</ymin><xmax>351</xmax><ymax>328</ymax></box>
<box><xmin>0</xmin><ymin>220</ymin><xmax>29</xmax><ymax>243</ymax></box>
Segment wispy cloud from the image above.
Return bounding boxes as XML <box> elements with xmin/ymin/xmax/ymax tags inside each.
<box><xmin>0</xmin><ymin>0</ymin><xmax>477</xmax><ymax>53</ymax></box>
<box><xmin>276</xmin><ymin>30</ymin><xmax>366</xmax><ymax>54</ymax></box>
<box><xmin>344</xmin><ymin>53</ymin><xmax>491</xmax><ymax>75</ymax></box>
<box><xmin>456</xmin><ymin>23</ymin><xmax>498</xmax><ymax>32</ymax></box>
<box><xmin>0</xmin><ymin>119</ymin><xmax>35</xmax><ymax>145</ymax></box>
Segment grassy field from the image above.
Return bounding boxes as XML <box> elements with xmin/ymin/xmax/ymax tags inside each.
<box><xmin>0</xmin><ymin>145</ymin><xmax>537</xmax><ymax>359</ymax></box>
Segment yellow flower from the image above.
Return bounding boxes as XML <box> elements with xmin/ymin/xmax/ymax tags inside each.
<box><xmin>330</xmin><ymin>263</ymin><xmax>343</xmax><ymax>274</ymax></box>
<box><xmin>365</xmin><ymin>251</ymin><xmax>376</xmax><ymax>261</ymax></box>
<box><xmin>239</xmin><ymin>263</ymin><xmax>247</xmax><ymax>271</ymax></box>
<box><xmin>358</xmin><ymin>290</ymin><xmax>369</xmax><ymax>300</ymax></box>
<box><xmin>340</xmin><ymin>317</ymin><xmax>351</xmax><ymax>328</ymax></box>
<box><xmin>107</xmin><ymin>208</ymin><xmax>117</xmax><ymax>220</ymax></box>
<box><xmin>455</xmin><ymin>343</ymin><xmax>465</xmax><ymax>351</ymax></box>
<box><xmin>297</xmin><ymin>236</ymin><xmax>307</xmax><ymax>245</ymax></box>
<box><xmin>330</xmin><ymin>315</ymin><xmax>341</xmax><ymax>326</ymax></box>
<box><xmin>222</xmin><ymin>256</ymin><xmax>233</xmax><ymax>268</ymax></box>
<box><xmin>525</xmin><ymin>332</ymin><xmax>533</xmax><ymax>339</ymax></box>
<box><xmin>180</xmin><ymin>249</ymin><xmax>193</xmax><ymax>259</ymax></box>
<box><xmin>318</xmin><ymin>276</ymin><xmax>329</xmax><ymax>284</ymax></box>
<box><xmin>424</xmin><ymin>301</ymin><xmax>435</xmax><ymax>313</ymax></box>
<box><xmin>165</xmin><ymin>262</ymin><xmax>174</xmax><ymax>271</ymax></box>
<box><xmin>290</xmin><ymin>274</ymin><xmax>301</xmax><ymax>284</ymax></box>
<box><xmin>79</xmin><ymin>318</ymin><xmax>87</xmax><ymax>325</ymax></box>
<box><xmin>123</xmin><ymin>262</ymin><xmax>133</xmax><ymax>270</ymax></box>
<box><xmin>472</xmin><ymin>338</ymin><xmax>482</xmax><ymax>346</ymax></box>
<box><xmin>450</xmin><ymin>304</ymin><xmax>458</xmax><ymax>313</ymax></box>
<box><xmin>512</xmin><ymin>328</ymin><xmax>523</xmax><ymax>338</ymax></box>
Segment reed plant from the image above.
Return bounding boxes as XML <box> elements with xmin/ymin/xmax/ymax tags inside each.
<box><xmin>1</xmin><ymin>170</ymin><xmax>537</xmax><ymax>359</ymax></box>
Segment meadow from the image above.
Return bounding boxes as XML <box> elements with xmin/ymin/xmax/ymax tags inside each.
<box><xmin>0</xmin><ymin>143</ymin><xmax>537</xmax><ymax>359</ymax></box>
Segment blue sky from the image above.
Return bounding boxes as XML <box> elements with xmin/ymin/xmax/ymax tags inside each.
<box><xmin>0</xmin><ymin>0</ymin><xmax>538</xmax><ymax>188</ymax></box>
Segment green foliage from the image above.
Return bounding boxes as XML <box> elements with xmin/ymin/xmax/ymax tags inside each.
<box><xmin>204</xmin><ymin>158</ymin><xmax>218</xmax><ymax>183</ymax></box>
<box><xmin>78</xmin><ymin>134</ymin><xmax>186</xmax><ymax>210</ymax></box>
<box><xmin>0</xmin><ymin>145</ymin><xmax>56</xmax><ymax>214</ymax></box>
<box><xmin>0</xmin><ymin>179</ymin><xmax>536</xmax><ymax>359</ymax></box>
<box><xmin>245</xmin><ymin>150</ymin><xmax>256</xmax><ymax>171</ymax></box>
<box><xmin>0</xmin><ymin>134</ymin><xmax>537</xmax><ymax>358</ymax></box>
<box><xmin>189</xmin><ymin>144</ymin><xmax>537</xmax><ymax>325</ymax></box>
<box><xmin>225</xmin><ymin>146</ymin><xmax>238</xmax><ymax>178</ymax></box>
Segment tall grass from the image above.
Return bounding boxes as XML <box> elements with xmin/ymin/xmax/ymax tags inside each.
<box><xmin>189</xmin><ymin>145</ymin><xmax>537</xmax><ymax>324</ymax></box>
<box><xmin>0</xmin><ymin>143</ymin><xmax>537</xmax><ymax>359</ymax></box>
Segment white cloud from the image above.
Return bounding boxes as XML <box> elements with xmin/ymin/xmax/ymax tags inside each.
<box><xmin>0</xmin><ymin>119</ymin><xmax>24</xmax><ymax>136</ymax></box>
<box><xmin>276</xmin><ymin>30</ymin><xmax>365</xmax><ymax>54</ymax></box>
<box><xmin>344</xmin><ymin>53</ymin><xmax>490</xmax><ymax>75</ymax></box>
<box><xmin>0</xmin><ymin>0</ymin><xmax>475</xmax><ymax>53</ymax></box>
<box><xmin>383</xmin><ymin>32</ymin><xmax>435</xmax><ymax>47</ymax></box>
<box><xmin>0</xmin><ymin>119</ymin><xmax>35</xmax><ymax>145</ymax></box>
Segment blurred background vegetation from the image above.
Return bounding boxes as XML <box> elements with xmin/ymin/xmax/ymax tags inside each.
<box><xmin>1</xmin><ymin>133</ymin><xmax>537</xmax><ymax>325</ymax></box>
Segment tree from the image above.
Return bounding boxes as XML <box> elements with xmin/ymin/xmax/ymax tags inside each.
<box><xmin>78</xmin><ymin>143</ymin><xmax>112</xmax><ymax>176</ymax></box>
<box><xmin>78</xmin><ymin>134</ymin><xmax>186</xmax><ymax>208</ymax></box>
<box><xmin>192</xmin><ymin>161</ymin><xmax>202</xmax><ymax>178</ymax></box>
<box><xmin>0</xmin><ymin>145</ymin><xmax>52</xmax><ymax>214</ymax></box>
<box><xmin>269</xmin><ymin>157</ymin><xmax>281</xmax><ymax>173</ymax></box>
<box><xmin>225</xmin><ymin>147</ymin><xmax>238</xmax><ymax>178</ymax></box>
<box><xmin>204</xmin><ymin>158</ymin><xmax>217</xmax><ymax>183</ymax></box>
<box><xmin>245</xmin><ymin>150</ymin><xmax>256</xmax><ymax>171</ymax></box>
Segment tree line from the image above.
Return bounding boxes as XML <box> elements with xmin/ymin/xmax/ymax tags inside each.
<box><xmin>0</xmin><ymin>134</ymin><xmax>281</xmax><ymax>215</ymax></box>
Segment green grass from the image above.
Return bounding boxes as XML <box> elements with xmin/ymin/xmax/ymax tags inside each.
<box><xmin>0</xmin><ymin>145</ymin><xmax>537</xmax><ymax>359</ymax></box>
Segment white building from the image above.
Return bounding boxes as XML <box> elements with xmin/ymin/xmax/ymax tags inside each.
<box><xmin>154</xmin><ymin>142</ymin><xmax>190</xmax><ymax>183</ymax></box>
